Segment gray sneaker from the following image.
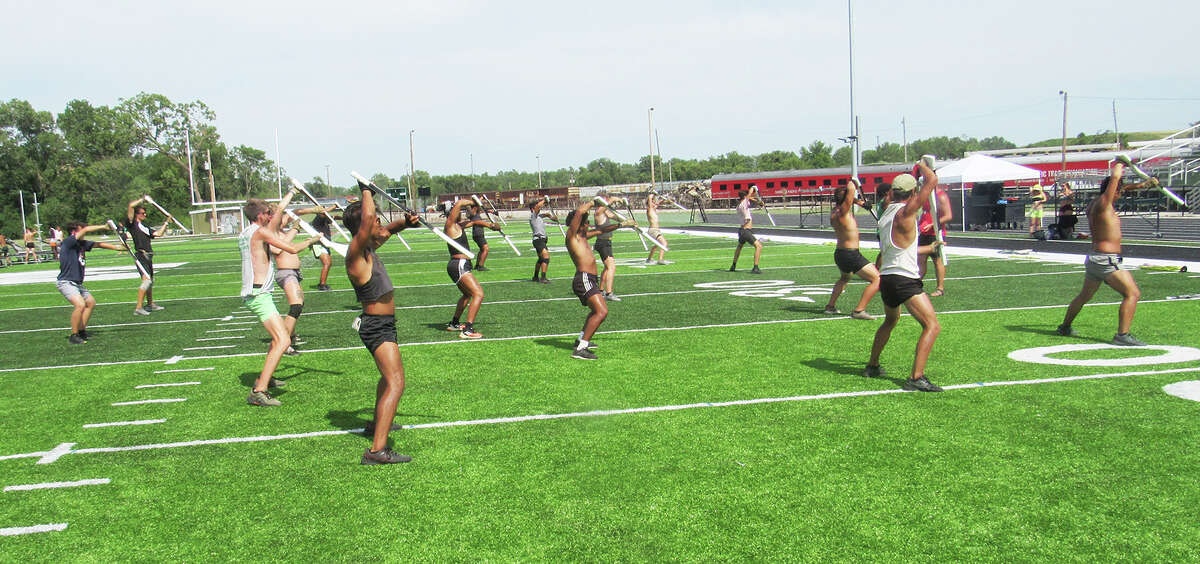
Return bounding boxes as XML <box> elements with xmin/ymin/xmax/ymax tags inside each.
<box><xmin>850</xmin><ymin>310</ymin><xmax>875</xmax><ymax>321</ymax></box>
<box><xmin>571</xmin><ymin>348</ymin><xmax>598</xmax><ymax>360</ymax></box>
<box><xmin>657</xmin><ymin>260</ymin><xmax>672</xmax><ymax>265</ymax></box>
<box><xmin>247</xmin><ymin>390</ymin><xmax>281</xmax><ymax>406</ymax></box>
<box><xmin>148</xmin><ymin>303</ymin><xmax>165</xmax><ymax>311</ymax></box>
<box><xmin>268</xmin><ymin>377</ymin><xmax>287</xmax><ymax>388</ymax></box>
<box><xmin>1056</xmin><ymin>324</ymin><xmax>1078</xmax><ymax>337</ymax></box>
<box><xmin>283</xmin><ymin>346</ymin><xmax>300</xmax><ymax>356</ymax></box>
<box><xmin>823</xmin><ymin>306</ymin><xmax>840</xmax><ymax>315</ymax></box>
<box><xmin>361</xmin><ymin>448</ymin><xmax>412</xmax><ymax>465</ymax></box>
<box><xmin>863</xmin><ymin>365</ymin><xmax>886</xmax><ymax>378</ymax></box>
<box><xmin>750</xmin><ymin>266</ymin><xmax>763</xmax><ymax>274</ymax></box>
<box><xmin>133</xmin><ymin>308</ymin><xmax>150</xmax><ymax>316</ymax></box>
<box><xmin>1112</xmin><ymin>333</ymin><xmax>1147</xmax><ymax>346</ymax></box>
<box><xmin>903</xmin><ymin>376</ymin><xmax>943</xmax><ymax>392</ymax></box>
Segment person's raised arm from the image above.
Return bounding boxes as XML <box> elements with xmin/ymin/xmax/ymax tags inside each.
<box><xmin>903</xmin><ymin>161</ymin><xmax>938</xmax><ymax>219</ymax></box>
<box><xmin>268</xmin><ymin>188</ymin><xmax>298</xmax><ymax>232</ymax></box>
<box><xmin>567</xmin><ymin>200</ymin><xmax>596</xmax><ymax>238</ymax></box>
<box><xmin>154</xmin><ymin>217</ymin><xmax>171</xmax><ymax>237</ymax></box>
<box><xmin>76</xmin><ymin>224</ymin><xmax>110</xmax><ymax>239</ymax></box>
<box><xmin>384</xmin><ymin>214</ymin><xmax>420</xmax><ymax>235</ymax></box>
<box><xmin>445</xmin><ymin>199</ymin><xmax>472</xmax><ymax>231</ymax></box>
<box><xmin>259</xmin><ymin>228</ymin><xmax>316</xmax><ymax>255</ymax></box>
<box><xmin>349</xmin><ymin>184</ymin><xmax>376</xmax><ymax>256</ymax></box>
<box><xmin>1099</xmin><ymin>163</ymin><xmax>1125</xmax><ymax>208</ymax></box>
<box><xmin>127</xmin><ymin>196</ymin><xmax>145</xmax><ymax>223</ymax></box>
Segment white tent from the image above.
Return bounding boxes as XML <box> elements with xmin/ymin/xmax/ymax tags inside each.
<box><xmin>935</xmin><ymin>154</ymin><xmax>1043</xmax><ymax>231</ymax></box>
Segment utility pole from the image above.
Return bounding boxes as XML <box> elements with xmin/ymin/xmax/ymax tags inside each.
<box><xmin>470</xmin><ymin>153</ymin><xmax>475</xmax><ymax>189</ymax></box>
<box><xmin>655</xmin><ymin>128</ymin><xmax>665</xmax><ymax>190</ymax></box>
<box><xmin>1058</xmin><ymin>91</ymin><xmax>1069</xmax><ymax>181</ymax></box>
<box><xmin>206</xmin><ymin>150</ymin><xmax>218</xmax><ymax>230</ymax></box>
<box><xmin>408</xmin><ymin>130</ymin><xmax>416</xmax><ymax>198</ymax></box>
<box><xmin>846</xmin><ymin>0</ymin><xmax>859</xmax><ymax>181</ymax></box>
<box><xmin>647</xmin><ymin>107</ymin><xmax>656</xmax><ymax>190</ymax></box>
<box><xmin>536</xmin><ymin>155</ymin><xmax>543</xmax><ymax>190</ymax></box>
<box><xmin>902</xmin><ymin>117</ymin><xmax>908</xmax><ymax>162</ymax></box>
<box><xmin>325</xmin><ymin>164</ymin><xmax>332</xmax><ymax>197</ymax></box>
<box><xmin>1112</xmin><ymin>99</ymin><xmax>1122</xmax><ymax>149</ymax></box>
<box><xmin>19</xmin><ymin>190</ymin><xmax>27</xmax><ymax>233</ymax></box>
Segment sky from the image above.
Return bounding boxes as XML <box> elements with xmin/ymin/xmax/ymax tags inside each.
<box><xmin>4</xmin><ymin>0</ymin><xmax>1199</xmax><ymax>184</ymax></box>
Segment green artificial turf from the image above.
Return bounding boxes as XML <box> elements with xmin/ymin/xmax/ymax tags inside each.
<box><xmin>1</xmin><ymin>224</ymin><xmax>1198</xmax><ymax>562</ymax></box>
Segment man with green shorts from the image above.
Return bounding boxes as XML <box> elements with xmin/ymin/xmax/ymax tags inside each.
<box><xmin>239</xmin><ymin>189</ymin><xmax>319</xmax><ymax>406</ymax></box>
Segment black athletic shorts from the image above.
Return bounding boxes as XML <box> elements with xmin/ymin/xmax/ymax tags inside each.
<box><xmin>358</xmin><ymin>313</ymin><xmax>397</xmax><ymax>354</ymax></box>
<box><xmin>25</xmin><ymin>242</ymin><xmax>35</xmax><ymax>249</ymax></box>
<box><xmin>834</xmin><ymin>248</ymin><xmax>870</xmax><ymax>274</ymax></box>
<box><xmin>879</xmin><ymin>274</ymin><xmax>924</xmax><ymax>308</ymax></box>
<box><xmin>472</xmin><ymin>232</ymin><xmax>488</xmax><ymax>248</ymax></box>
<box><xmin>447</xmin><ymin>258</ymin><xmax>472</xmax><ymax>284</ymax></box>
<box><xmin>532</xmin><ymin>236</ymin><xmax>548</xmax><ymax>253</ymax></box>
<box><xmin>918</xmin><ymin>233</ymin><xmax>936</xmax><ymax>246</ymax></box>
<box><xmin>594</xmin><ymin>238</ymin><xmax>614</xmax><ymax>260</ymax></box>
<box><xmin>572</xmin><ymin>271</ymin><xmax>602</xmax><ymax>306</ymax></box>
<box><xmin>135</xmin><ymin>250</ymin><xmax>154</xmax><ymax>278</ymax></box>
<box><xmin>738</xmin><ymin>227</ymin><xmax>757</xmax><ymax>245</ymax></box>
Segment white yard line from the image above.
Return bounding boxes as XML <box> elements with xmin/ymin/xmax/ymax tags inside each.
<box><xmin>0</xmin><ymin>523</ymin><xmax>69</xmax><ymax>536</ymax></box>
<box><xmin>181</xmin><ymin>345</ymin><xmax>236</xmax><ymax>351</ymax></box>
<box><xmin>83</xmin><ymin>419</ymin><xmax>166</xmax><ymax>428</ymax></box>
<box><xmin>206</xmin><ymin>328</ymin><xmax>253</xmax><ymax>333</ymax></box>
<box><xmin>110</xmin><ymin>398</ymin><xmax>187</xmax><ymax>406</ymax></box>
<box><xmin>195</xmin><ymin>336</ymin><xmax>245</xmax><ymax>341</ymax></box>
<box><xmin>4</xmin><ymin>478</ymin><xmax>110</xmax><ymax>492</ymax></box>
<box><xmin>3</xmin><ymin>366</ymin><xmax>1197</xmax><ymax>465</ymax></box>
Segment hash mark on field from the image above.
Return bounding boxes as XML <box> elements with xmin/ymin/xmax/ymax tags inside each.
<box><xmin>153</xmin><ymin>367</ymin><xmax>214</xmax><ymax>374</ymax></box>
<box><xmin>111</xmin><ymin>398</ymin><xmax>187</xmax><ymax>406</ymax></box>
<box><xmin>37</xmin><ymin>443</ymin><xmax>75</xmax><ymax>464</ymax></box>
<box><xmin>215</xmin><ymin>321</ymin><xmax>257</xmax><ymax>326</ymax></box>
<box><xmin>4</xmin><ymin>366</ymin><xmax>1195</xmax><ymax>464</ymax></box>
<box><xmin>195</xmin><ymin>336</ymin><xmax>245</xmax><ymax>341</ymax></box>
<box><xmin>182</xmin><ymin>345</ymin><xmax>236</xmax><ymax>351</ymax></box>
<box><xmin>83</xmin><ymin>419</ymin><xmax>166</xmax><ymax>428</ymax></box>
<box><xmin>4</xmin><ymin>478</ymin><xmax>110</xmax><ymax>492</ymax></box>
<box><xmin>0</xmin><ymin>523</ymin><xmax>68</xmax><ymax>536</ymax></box>
<box><xmin>135</xmin><ymin>382</ymin><xmax>200</xmax><ymax>389</ymax></box>
<box><xmin>164</xmin><ymin>355</ymin><xmax>183</xmax><ymax>365</ymax></box>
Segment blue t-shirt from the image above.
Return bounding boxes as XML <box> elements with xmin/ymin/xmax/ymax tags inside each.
<box><xmin>57</xmin><ymin>235</ymin><xmax>96</xmax><ymax>283</ymax></box>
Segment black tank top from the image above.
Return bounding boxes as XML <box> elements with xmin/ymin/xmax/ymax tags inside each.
<box><xmin>448</xmin><ymin>232</ymin><xmax>469</xmax><ymax>257</ymax></box>
<box><xmin>470</xmin><ymin>212</ymin><xmax>485</xmax><ymax>237</ymax></box>
<box><xmin>352</xmin><ymin>248</ymin><xmax>394</xmax><ymax>303</ymax></box>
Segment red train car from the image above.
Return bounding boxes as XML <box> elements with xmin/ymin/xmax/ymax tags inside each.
<box><xmin>709</xmin><ymin>163</ymin><xmax>911</xmax><ymax>201</ymax></box>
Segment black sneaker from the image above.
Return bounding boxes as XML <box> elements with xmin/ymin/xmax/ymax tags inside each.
<box><xmin>79</xmin><ymin>330</ymin><xmax>92</xmax><ymax>340</ymax></box>
<box><xmin>539</xmin><ymin>278</ymin><xmax>551</xmax><ymax>284</ymax></box>
<box><xmin>475</xmin><ymin>265</ymin><xmax>490</xmax><ymax>271</ymax></box>
<box><xmin>863</xmin><ymin>365</ymin><xmax>885</xmax><ymax>378</ymax></box>
<box><xmin>446</xmin><ymin>321</ymin><xmax>463</xmax><ymax>332</ymax></box>
<box><xmin>362</xmin><ymin>421</ymin><xmax>403</xmax><ymax>434</ymax></box>
<box><xmin>571</xmin><ymin>348</ymin><xmax>598</xmax><ymax>360</ymax></box>
<box><xmin>751</xmin><ymin>266</ymin><xmax>762</xmax><ymax>274</ymax></box>
<box><xmin>68</xmin><ymin>334</ymin><xmax>86</xmax><ymax>345</ymax></box>
<box><xmin>903</xmin><ymin>376</ymin><xmax>943</xmax><ymax>392</ymax></box>
<box><xmin>268</xmin><ymin>377</ymin><xmax>287</xmax><ymax>388</ymax></box>
<box><xmin>361</xmin><ymin>448</ymin><xmax>412</xmax><ymax>465</ymax></box>
<box><xmin>1056</xmin><ymin>324</ymin><xmax>1078</xmax><ymax>337</ymax></box>
<box><xmin>318</xmin><ymin>284</ymin><xmax>331</xmax><ymax>291</ymax></box>
<box><xmin>729</xmin><ymin>265</ymin><xmax>737</xmax><ymax>272</ymax></box>
<box><xmin>1112</xmin><ymin>333</ymin><xmax>1147</xmax><ymax>346</ymax></box>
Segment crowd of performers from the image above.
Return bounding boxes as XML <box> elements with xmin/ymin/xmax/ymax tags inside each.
<box><xmin>48</xmin><ymin>160</ymin><xmax>1157</xmax><ymax>464</ymax></box>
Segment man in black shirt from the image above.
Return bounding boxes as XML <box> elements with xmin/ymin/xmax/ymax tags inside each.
<box><xmin>57</xmin><ymin>222</ymin><xmax>122</xmax><ymax>344</ymax></box>
<box><xmin>126</xmin><ymin>196</ymin><xmax>171</xmax><ymax>315</ymax></box>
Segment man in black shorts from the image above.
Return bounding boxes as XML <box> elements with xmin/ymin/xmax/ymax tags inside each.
<box><xmin>566</xmin><ymin>198</ymin><xmax>633</xmax><ymax>360</ymax></box>
<box><xmin>528</xmin><ymin>197</ymin><xmax>556</xmax><ymax>283</ymax></box>
<box><xmin>298</xmin><ymin>205</ymin><xmax>336</xmax><ymax>291</ymax></box>
<box><xmin>345</xmin><ymin>178</ymin><xmax>422</xmax><ymax>464</ymax></box>
<box><xmin>864</xmin><ymin>161</ymin><xmax>943</xmax><ymax>392</ymax></box>
<box><xmin>126</xmin><ymin>196</ymin><xmax>171</xmax><ymax>316</ymax></box>
<box><xmin>468</xmin><ymin>202</ymin><xmax>491</xmax><ymax>271</ymax></box>
<box><xmin>731</xmin><ymin>188</ymin><xmax>763</xmax><ymax>274</ymax></box>
<box><xmin>593</xmin><ymin>191</ymin><xmax>623</xmax><ymax>301</ymax></box>
<box><xmin>56</xmin><ymin>222</ymin><xmax>123</xmax><ymax>344</ymax></box>
<box><xmin>824</xmin><ymin>179</ymin><xmax>879</xmax><ymax>319</ymax></box>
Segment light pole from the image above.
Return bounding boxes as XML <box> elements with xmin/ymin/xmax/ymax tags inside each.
<box><xmin>325</xmin><ymin>164</ymin><xmax>332</xmax><ymax>197</ymax></box>
<box><xmin>1058</xmin><ymin>90</ymin><xmax>1068</xmax><ymax>203</ymax></box>
<box><xmin>536</xmin><ymin>155</ymin><xmax>543</xmax><ymax>190</ymax></box>
<box><xmin>647</xmin><ymin>107</ymin><xmax>656</xmax><ymax>190</ymax></box>
<box><xmin>470</xmin><ymin>153</ymin><xmax>475</xmax><ymax>189</ymax></box>
<box><xmin>846</xmin><ymin>0</ymin><xmax>859</xmax><ymax>182</ymax></box>
<box><xmin>408</xmin><ymin>129</ymin><xmax>416</xmax><ymax>198</ymax></box>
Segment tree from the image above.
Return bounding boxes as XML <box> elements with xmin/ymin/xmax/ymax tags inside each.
<box><xmin>800</xmin><ymin>141</ymin><xmax>835</xmax><ymax>169</ymax></box>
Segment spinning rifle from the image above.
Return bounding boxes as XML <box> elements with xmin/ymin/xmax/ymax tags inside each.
<box><xmin>284</xmin><ymin>210</ymin><xmax>348</xmax><ymax>257</ymax></box>
<box><xmin>479</xmin><ymin>194</ymin><xmax>507</xmax><ymax>226</ymax></box>
<box><xmin>350</xmin><ymin>171</ymin><xmax>475</xmax><ymax>259</ymax></box>
<box><xmin>1114</xmin><ymin>154</ymin><xmax>1186</xmax><ymax>206</ymax></box>
<box><xmin>751</xmin><ymin>186</ymin><xmax>776</xmax><ymax>226</ymax></box>
<box><xmin>472</xmin><ymin>195</ymin><xmax>521</xmax><ymax>256</ymax></box>
<box><xmin>143</xmin><ymin>195</ymin><xmax>191</xmax><ymax>234</ymax></box>
<box><xmin>594</xmin><ymin>196</ymin><xmax>668</xmax><ymax>252</ymax></box>
<box><xmin>288</xmin><ymin>178</ymin><xmax>353</xmax><ymax>242</ymax></box>
<box><xmin>621</xmin><ymin>198</ymin><xmax>650</xmax><ymax>251</ymax></box>
<box><xmin>106</xmin><ymin>219</ymin><xmax>150</xmax><ymax>278</ymax></box>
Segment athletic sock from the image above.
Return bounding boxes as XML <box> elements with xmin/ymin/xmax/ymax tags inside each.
<box><xmin>451</xmin><ymin>317</ymin><xmax>460</xmax><ymax>325</ymax></box>
<box><xmin>576</xmin><ymin>339</ymin><xmax>589</xmax><ymax>351</ymax></box>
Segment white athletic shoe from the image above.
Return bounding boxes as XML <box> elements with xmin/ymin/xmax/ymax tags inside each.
<box><xmin>133</xmin><ymin>308</ymin><xmax>150</xmax><ymax>316</ymax></box>
<box><xmin>148</xmin><ymin>303</ymin><xmax>165</xmax><ymax>311</ymax></box>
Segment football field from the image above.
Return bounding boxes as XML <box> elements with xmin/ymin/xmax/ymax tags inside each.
<box><xmin>2</xmin><ymin>222</ymin><xmax>1199</xmax><ymax>561</ymax></box>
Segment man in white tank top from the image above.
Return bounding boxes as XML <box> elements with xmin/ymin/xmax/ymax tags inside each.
<box><xmin>864</xmin><ymin>161</ymin><xmax>944</xmax><ymax>392</ymax></box>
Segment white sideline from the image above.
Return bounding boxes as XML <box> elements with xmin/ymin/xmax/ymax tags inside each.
<box><xmin>3</xmin><ymin>366</ymin><xmax>1197</xmax><ymax>465</ymax></box>
<box><xmin>0</xmin><ymin>523</ymin><xmax>68</xmax><ymax>536</ymax></box>
<box><xmin>0</xmin><ymin>296</ymin><xmax>1196</xmax><ymax>374</ymax></box>
<box><xmin>83</xmin><ymin>419</ymin><xmax>166</xmax><ymax>428</ymax></box>
<box><xmin>4</xmin><ymin>478</ymin><xmax>110</xmax><ymax>492</ymax></box>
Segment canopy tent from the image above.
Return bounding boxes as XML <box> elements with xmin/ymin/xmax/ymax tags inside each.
<box><xmin>935</xmin><ymin>154</ymin><xmax>1043</xmax><ymax>231</ymax></box>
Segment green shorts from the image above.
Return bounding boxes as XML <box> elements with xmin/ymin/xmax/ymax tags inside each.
<box><xmin>243</xmin><ymin>292</ymin><xmax>280</xmax><ymax>322</ymax></box>
<box><xmin>312</xmin><ymin>243</ymin><xmax>330</xmax><ymax>258</ymax></box>
<box><xmin>1028</xmin><ymin>206</ymin><xmax>1044</xmax><ymax>219</ymax></box>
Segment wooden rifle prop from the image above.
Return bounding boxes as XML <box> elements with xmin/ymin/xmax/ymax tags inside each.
<box><xmin>284</xmin><ymin>209</ymin><xmax>348</xmax><ymax>256</ymax></box>
<box><xmin>472</xmin><ymin>195</ymin><xmax>521</xmax><ymax>256</ymax></box>
<box><xmin>595</xmin><ymin>196</ymin><xmax>668</xmax><ymax>252</ymax></box>
<box><xmin>142</xmin><ymin>195</ymin><xmax>191</xmax><ymax>234</ymax></box>
<box><xmin>105</xmin><ymin>219</ymin><xmax>151</xmax><ymax>278</ymax></box>
<box><xmin>751</xmin><ymin>186</ymin><xmax>776</xmax><ymax>226</ymax></box>
<box><xmin>542</xmin><ymin>196</ymin><xmax>567</xmax><ymax>237</ymax></box>
<box><xmin>288</xmin><ymin>178</ymin><xmax>353</xmax><ymax>242</ymax></box>
<box><xmin>479</xmin><ymin>194</ymin><xmax>507</xmax><ymax>226</ymax></box>
<box><xmin>914</xmin><ymin>155</ymin><xmax>948</xmax><ymax>264</ymax></box>
<box><xmin>350</xmin><ymin>171</ymin><xmax>475</xmax><ymax>259</ymax></box>
<box><xmin>1114</xmin><ymin>154</ymin><xmax>1185</xmax><ymax>206</ymax></box>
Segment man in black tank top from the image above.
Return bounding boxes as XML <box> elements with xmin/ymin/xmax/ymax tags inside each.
<box><xmin>344</xmin><ymin>180</ymin><xmax>422</xmax><ymax>465</ymax></box>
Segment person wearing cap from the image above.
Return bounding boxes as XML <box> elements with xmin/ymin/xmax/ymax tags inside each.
<box><xmin>864</xmin><ymin>161</ymin><xmax>944</xmax><ymax>392</ymax></box>
<box><xmin>1028</xmin><ymin>183</ymin><xmax>1047</xmax><ymax>237</ymax></box>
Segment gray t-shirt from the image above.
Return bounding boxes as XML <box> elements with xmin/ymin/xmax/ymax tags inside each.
<box><xmin>530</xmin><ymin>213</ymin><xmax>547</xmax><ymax>239</ymax></box>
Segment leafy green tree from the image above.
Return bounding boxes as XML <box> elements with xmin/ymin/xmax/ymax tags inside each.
<box><xmin>800</xmin><ymin>141</ymin><xmax>834</xmax><ymax>169</ymax></box>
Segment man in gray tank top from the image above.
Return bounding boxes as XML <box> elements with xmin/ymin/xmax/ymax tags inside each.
<box><xmin>528</xmin><ymin>197</ymin><xmax>557</xmax><ymax>283</ymax></box>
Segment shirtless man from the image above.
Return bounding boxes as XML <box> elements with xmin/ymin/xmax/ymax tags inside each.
<box><xmin>730</xmin><ymin>187</ymin><xmax>763</xmax><ymax>274</ymax></box>
<box><xmin>643</xmin><ymin>193</ymin><xmax>670</xmax><ymax>265</ymax></box>
<box><xmin>0</xmin><ymin>233</ymin><xmax>9</xmax><ymax>266</ymax></box>
<box><xmin>593</xmin><ymin>192</ymin><xmax>623</xmax><ymax>301</ymax></box>
<box><xmin>1058</xmin><ymin>161</ymin><xmax>1157</xmax><ymax>346</ymax></box>
<box><xmin>864</xmin><ymin>162</ymin><xmax>944</xmax><ymax>392</ymax></box>
<box><xmin>823</xmin><ymin>179</ymin><xmax>879</xmax><ymax>320</ymax></box>
<box><xmin>269</xmin><ymin>211</ymin><xmax>306</xmax><ymax>354</ymax></box>
<box><xmin>344</xmin><ymin>180</ymin><xmax>422</xmax><ymax>464</ymax></box>
<box><xmin>240</xmin><ymin>189</ymin><xmax>320</xmax><ymax>407</ymax></box>
<box><xmin>23</xmin><ymin>228</ymin><xmax>37</xmax><ymax>264</ymax></box>
<box><xmin>567</xmin><ymin>198</ymin><xmax>634</xmax><ymax>360</ymax></box>
<box><xmin>917</xmin><ymin>185</ymin><xmax>952</xmax><ymax>297</ymax></box>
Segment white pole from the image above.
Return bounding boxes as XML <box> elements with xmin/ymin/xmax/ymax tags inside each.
<box><xmin>847</xmin><ymin>0</ymin><xmax>858</xmax><ymax>182</ymax></box>
<box><xmin>185</xmin><ymin>129</ymin><xmax>197</xmax><ymax>205</ymax></box>
<box><xmin>32</xmin><ymin>192</ymin><xmax>41</xmax><ymax>234</ymax></box>
<box><xmin>19</xmin><ymin>190</ymin><xmax>27</xmax><ymax>233</ymax></box>
<box><xmin>274</xmin><ymin>129</ymin><xmax>282</xmax><ymax>200</ymax></box>
<box><xmin>647</xmin><ymin>107</ymin><xmax>656</xmax><ymax>190</ymax></box>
